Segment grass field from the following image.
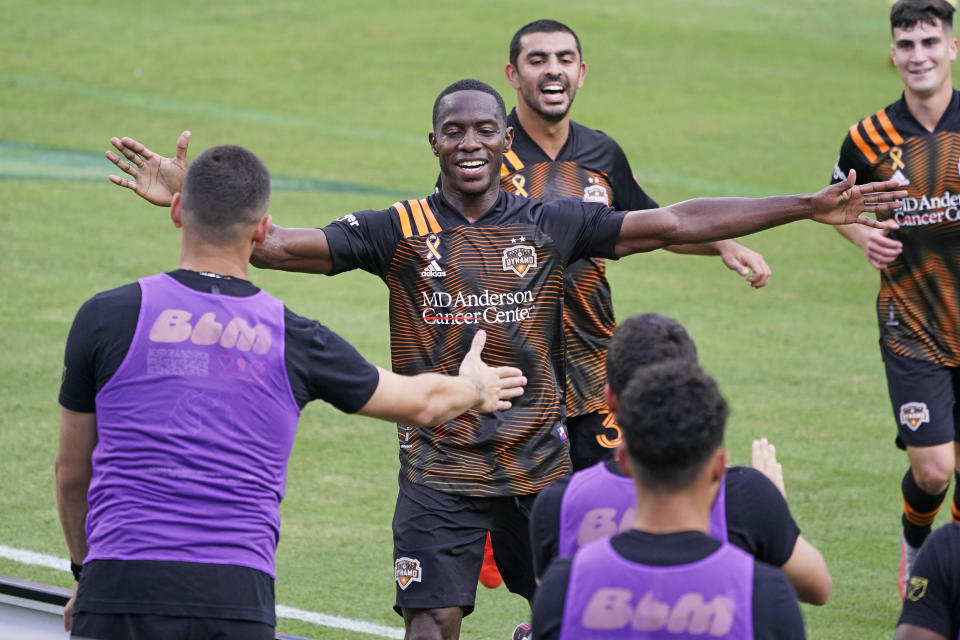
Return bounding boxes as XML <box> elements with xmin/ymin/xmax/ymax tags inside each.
<box><xmin>1</xmin><ymin>1</ymin><xmax>954</xmax><ymax>638</ymax></box>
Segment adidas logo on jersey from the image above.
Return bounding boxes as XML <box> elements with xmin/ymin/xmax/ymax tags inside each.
<box><xmin>420</xmin><ymin>260</ymin><xmax>446</xmax><ymax>278</ymax></box>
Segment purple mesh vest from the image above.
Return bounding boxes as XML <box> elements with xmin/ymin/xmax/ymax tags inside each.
<box><xmin>558</xmin><ymin>462</ymin><xmax>728</xmax><ymax>557</ymax></box>
<box><xmin>559</xmin><ymin>538</ymin><xmax>754</xmax><ymax>639</ymax></box>
<box><xmin>88</xmin><ymin>273</ymin><xmax>300</xmax><ymax>577</ymax></box>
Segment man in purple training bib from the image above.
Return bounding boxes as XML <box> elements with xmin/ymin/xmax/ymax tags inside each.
<box><xmin>531</xmin><ymin>360</ymin><xmax>805</xmax><ymax>639</ymax></box>
<box><xmin>55</xmin><ymin>145</ymin><xmax>526</xmax><ymax>640</ymax></box>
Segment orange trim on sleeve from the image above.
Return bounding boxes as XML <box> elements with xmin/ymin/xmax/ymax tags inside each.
<box><xmin>504</xmin><ymin>150</ymin><xmax>525</xmax><ymax>171</ymax></box>
<box><xmin>408</xmin><ymin>199</ymin><xmax>429</xmax><ymax>235</ymax></box>
<box><xmin>849</xmin><ymin>123</ymin><xmax>878</xmax><ymax>164</ymax></box>
<box><xmin>862</xmin><ymin>117</ymin><xmax>890</xmax><ymax>154</ymax></box>
<box><xmin>420</xmin><ymin>200</ymin><xmax>442</xmax><ymax>233</ymax></box>
<box><xmin>876</xmin><ymin>109</ymin><xmax>904</xmax><ymax>145</ymax></box>
<box><xmin>392</xmin><ymin>202</ymin><xmax>413</xmax><ymax>238</ymax></box>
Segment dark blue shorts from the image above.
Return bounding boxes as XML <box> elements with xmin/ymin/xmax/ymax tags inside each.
<box><xmin>883</xmin><ymin>342</ymin><xmax>960</xmax><ymax>449</ymax></box>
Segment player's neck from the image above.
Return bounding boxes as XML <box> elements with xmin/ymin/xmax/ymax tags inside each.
<box><xmin>440</xmin><ymin>184</ymin><xmax>501</xmax><ymax>224</ymax></box>
<box><xmin>515</xmin><ymin>101</ymin><xmax>571</xmax><ymax>161</ymax></box>
<box><xmin>904</xmin><ymin>81</ymin><xmax>954</xmax><ymax>132</ymax></box>
<box><xmin>179</xmin><ymin>240</ymin><xmax>251</xmax><ymax>280</ymax></box>
<box><xmin>631</xmin><ymin>482</ymin><xmax>715</xmax><ymax>535</ymax></box>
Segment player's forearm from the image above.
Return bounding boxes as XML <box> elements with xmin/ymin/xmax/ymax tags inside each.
<box><xmin>412</xmin><ymin>373</ymin><xmax>482</xmax><ymax>426</ymax></box>
<box><xmin>834</xmin><ymin>222</ymin><xmax>871</xmax><ymax>251</ymax></box>
<box><xmin>251</xmin><ymin>225</ymin><xmax>333</xmax><ymax>274</ymax></box>
<box><xmin>663</xmin><ymin>242</ymin><xmax>721</xmax><ymax>256</ymax></box>
<box><xmin>55</xmin><ymin>462</ymin><xmax>90</xmax><ymax>564</ymax></box>
<box><xmin>782</xmin><ymin>535</ymin><xmax>832</xmax><ymax>606</ymax></box>
<box><xmin>616</xmin><ymin>195</ymin><xmax>810</xmax><ymax>257</ymax></box>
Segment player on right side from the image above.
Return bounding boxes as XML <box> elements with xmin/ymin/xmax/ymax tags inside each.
<box><xmin>894</xmin><ymin>522</ymin><xmax>960</xmax><ymax>639</ymax></box>
<box><xmin>832</xmin><ymin>0</ymin><xmax>960</xmax><ymax>598</ymax></box>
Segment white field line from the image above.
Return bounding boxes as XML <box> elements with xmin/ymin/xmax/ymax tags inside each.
<box><xmin>0</xmin><ymin>545</ymin><xmax>404</xmax><ymax>639</ymax></box>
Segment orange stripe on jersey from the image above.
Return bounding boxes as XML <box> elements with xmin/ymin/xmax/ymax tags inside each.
<box><xmin>500</xmin><ymin>164</ymin><xmax>510</xmax><ymax>177</ymax></box>
<box><xmin>408</xmin><ymin>199</ymin><xmax>429</xmax><ymax>235</ymax></box>
<box><xmin>420</xmin><ymin>199</ymin><xmax>442</xmax><ymax>233</ymax></box>
<box><xmin>863</xmin><ymin>117</ymin><xmax>890</xmax><ymax>154</ymax></box>
<box><xmin>392</xmin><ymin>202</ymin><xmax>413</xmax><ymax>238</ymax></box>
<box><xmin>876</xmin><ymin>109</ymin><xmax>904</xmax><ymax>145</ymax></box>
<box><xmin>504</xmin><ymin>150</ymin><xmax>525</xmax><ymax>171</ymax></box>
<box><xmin>849</xmin><ymin>123</ymin><xmax>878</xmax><ymax>163</ymax></box>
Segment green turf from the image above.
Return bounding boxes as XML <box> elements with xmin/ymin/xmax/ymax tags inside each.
<box><xmin>1</xmin><ymin>0</ymin><xmax>954</xmax><ymax>637</ymax></box>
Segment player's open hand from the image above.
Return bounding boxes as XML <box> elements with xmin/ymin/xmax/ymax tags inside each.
<box><xmin>459</xmin><ymin>329</ymin><xmax>526</xmax><ymax>413</ymax></box>
<box><xmin>106</xmin><ymin>130</ymin><xmax>190</xmax><ymax>206</ymax></box>
<box><xmin>717</xmin><ymin>240</ymin><xmax>771</xmax><ymax>288</ymax></box>
<box><xmin>810</xmin><ymin>169</ymin><xmax>906</xmax><ymax>227</ymax></box>
<box><xmin>751</xmin><ymin>438</ymin><xmax>786</xmax><ymax>498</ymax></box>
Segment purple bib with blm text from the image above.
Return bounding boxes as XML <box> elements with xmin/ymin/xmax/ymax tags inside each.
<box><xmin>87</xmin><ymin>273</ymin><xmax>300</xmax><ymax>577</ymax></box>
<box><xmin>559</xmin><ymin>538</ymin><xmax>754</xmax><ymax>640</ymax></box>
<box><xmin>558</xmin><ymin>462</ymin><xmax>728</xmax><ymax>557</ymax></box>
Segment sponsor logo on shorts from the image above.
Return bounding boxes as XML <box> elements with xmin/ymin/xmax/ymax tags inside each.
<box><xmin>906</xmin><ymin>576</ymin><xmax>928</xmax><ymax>601</ymax></box>
<box><xmin>503</xmin><ymin>239</ymin><xmax>537</xmax><ymax>277</ymax></box>
<box><xmin>899</xmin><ymin>402</ymin><xmax>930</xmax><ymax>431</ymax></box>
<box><xmin>395</xmin><ymin>557</ymin><xmax>422</xmax><ymax>590</ymax></box>
<box><xmin>583</xmin><ymin>176</ymin><xmax>609</xmax><ymax>204</ymax></box>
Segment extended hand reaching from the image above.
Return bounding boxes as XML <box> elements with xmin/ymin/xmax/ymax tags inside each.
<box><xmin>105</xmin><ymin>131</ymin><xmax>191</xmax><ymax>206</ymax></box>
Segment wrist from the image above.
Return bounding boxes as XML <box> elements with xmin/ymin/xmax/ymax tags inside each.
<box><xmin>70</xmin><ymin>561</ymin><xmax>82</xmax><ymax>582</ymax></box>
<box><xmin>464</xmin><ymin>372</ymin><xmax>484</xmax><ymax>408</ymax></box>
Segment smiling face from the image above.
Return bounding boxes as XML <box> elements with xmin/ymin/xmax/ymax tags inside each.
<box><xmin>506</xmin><ymin>30</ymin><xmax>586</xmax><ymax>123</ymax></box>
<box><xmin>891</xmin><ymin>18</ymin><xmax>958</xmax><ymax>100</ymax></box>
<box><xmin>430</xmin><ymin>90</ymin><xmax>513</xmax><ymax>199</ymax></box>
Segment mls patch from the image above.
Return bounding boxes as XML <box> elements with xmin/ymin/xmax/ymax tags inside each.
<box><xmin>899</xmin><ymin>402</ymin><xmax>930</xmax><ymax>431</ymax></box>
<box><xmin>906</xmin><ymin>576</ymin><xmax>928</xmax><ymax>602</ymax></box>
<box><xmin>395</xmin><ymin>557</ymin><xmax>422</xmax><ymax>590</ymax></box>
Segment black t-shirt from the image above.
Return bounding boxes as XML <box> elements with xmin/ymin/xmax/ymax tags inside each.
<box><xmin>898</xmin><ymin>523</ymin><xmax>960</xmax><ymax>638</ymax></box>
<box><xmin>529</xmin><ymin>463</ymin><xmax>800</xmax><ymax>578</ymax></box>
<box><xmin>532</xmin><ymin>530</ymin><xmax>805</xmax><ymax>640</ymax></box>
<box><xmin>59</xmin><ymin>269</ymin><xmax>381</xmax><ymax>624</ymax></box>
<box><xmin>322</xmin><ymin>189</ymin><xmax>625</xmax><ymax>496</ymax></box>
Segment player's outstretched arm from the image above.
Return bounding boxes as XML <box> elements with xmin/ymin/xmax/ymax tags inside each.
<box><xmin>666</xmin><ymin>240</ymin><xmax>772</xmax><ymax>288</ymax></box>
<box><xmin>251</xmin><ymin>225</ymin><xmax>336</xmax><ymax>275</ymax></box>
<box><xmin>106</xmin><ymin>131</ymin><xmax>190</xmax><ymax>206</ymax></box>
<box><xmin>356</xmin><ymin>330</ymin><xmax>526</xmax><ymax>426</ymax></box>
<box><xmin>781</xmin><ymin>535</ymin><xmax>832</xmax><ymax>606</ymax></box>
<box><xmin>614</xmin><ymin>170</ymin><xmax>905</xmax><ymax>257</ymax></box>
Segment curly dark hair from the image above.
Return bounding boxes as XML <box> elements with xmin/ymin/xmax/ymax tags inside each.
<box><xmin>606</xmin><ymin>313</ymin><xmax>699</xmax><ymax>397</ymax></box>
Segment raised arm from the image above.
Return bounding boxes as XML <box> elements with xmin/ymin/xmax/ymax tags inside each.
<box><xmin>251</xmin><ymin>225</ymin><xmax>335</xmax><ymax>274</ymax></box>
<box><xmin>356</xmin><ymin>330</ymin><xmax>526</xmax><ymax>426</ymax></box>
<box><xmin>106</xmin><ymin>131</ymin><xmax>190</xmax><ymax>206</ymax></box>
<box><xmin>614</xmin><ymin>171</ymin><xmax>904</xmax><ymax>257</ymax></box>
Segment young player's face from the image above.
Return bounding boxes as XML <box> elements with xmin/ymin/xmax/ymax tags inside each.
<box><xmin>508</xmin><ymin>31</ymin><xmax>586</xmax><ymax>123</ymax></box>
<box><xmin>891</xmin><ymin>19</ymin><xmax>958</xmax><ymax>98</ymax></box>
<box><xmin>430</xmin><ymin>90</ymin><xmax>511</xmax><ymax>198</ymax></box>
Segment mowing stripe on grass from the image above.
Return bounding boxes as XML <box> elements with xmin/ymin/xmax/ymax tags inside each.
<box><xmin>0</xmin><ymin>140</ymin><xmax>407</xmax><ymax>196</ymax></box>
<box><xmin>0</xmin><ymin>72</ymin><xmax>424</xmax><ymax>148</ymax></box>
<box><xmin>0</xmin><ymin>545</ymin><xmax>404</xmax><ymax>639</ymax></box>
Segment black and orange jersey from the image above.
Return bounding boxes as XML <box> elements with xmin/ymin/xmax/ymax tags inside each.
<box><xmin>897</xmin><ymin>522</ymin><xmax>960</xmax><ymax>638</ymax></box>
<box><xmin>501</xmin><ymin>109</ymin><xmax>658</xmax><ymax>417</ymax></box>
<box><xmin>322</xmin><ymin>190</ymin><xmax>626</xmax><ymax>497</ymax></box>
<box><xmin>833</xmin><ymin>90</ymin><xmax>960</xmax><ymax>366</ymax></box>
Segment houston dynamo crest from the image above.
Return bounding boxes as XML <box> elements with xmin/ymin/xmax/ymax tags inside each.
<box><xmin>502</xmin><ymin>244</ymin><xmax>537</xmax><ymax>277</ymax></box>
<box><xmin>899</xmin><ymin>402</ymin><xmax>930</xmax><ymax>431</ymax></box>
<box><xmin>394</xmin><ymin>557</ymin><xmax>422</xmax><ymax>590</ymax></box>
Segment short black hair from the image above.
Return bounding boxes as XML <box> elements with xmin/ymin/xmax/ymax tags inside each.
<box><xmin>432</xmin><ymin>78</ymin><xmax>507</xmax><ymax>130</ymax></box>
<box><xmin>618</xmin><ymin>360</ymin><xmax>728</xmax><ymax>493</ymax></box>
<box><xmin>606</xmin><ymin>313</ymin><xmax>699</xmax><ymax>397</ymax></box>
<box><xmin>180</xmin><ymin>145</ymin><xmax>271</xmax><ymax>245</ymax></box>
<box><xmin>509</xmin><ymin>19</ymin><xmax>582</xmax><ymax>68</ymax></box>
<box><xmin>891</xmin><ymin>0</ymin><xmax>954</xmax><ymax>31</ymax></box>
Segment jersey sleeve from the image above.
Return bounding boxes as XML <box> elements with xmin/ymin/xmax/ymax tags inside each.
<box><xmin>283</xmin><ymin>307</ymin><xmax>380</xmax><ymax>412</ymax></box>
<box><xmin>752</xmin><ymin>562</ymin><xmax>805</xmax><ymax>639</ymax></box>
<box><xmin>530</xmin><ymin>557</ymin><xmax>572</xmax><ymax>640</ymax></box>
<box><xmin>59</xmin><ymin>283</ymin><xmax>141</xmax><ymax>413</ymax></box>
<box><xmin>898</xmin><ymin>525</ymin><xmax>957</xmax><ymax>637</ymax></box>
<box><xmin>831</xmin><ymin>132</ymin><xmax>873</xmax><ymax>186</ymax></box>
<box><xmin>606</xmin><ymin>141</ymin><xmax>659</xmax><ymax>211</ymax></box>
<box><xmin>539</xmin><ymin>198</ymin><xmax>626</xmax><ymax>265</ymax></box>
<box><xmin>321</xmin><ymin>208</ymin><xmax>399</xmax><ymax>277</ymax></box>
<box><xmin>530</xmin><ymin>476</ymin><xmax>570</xmax><ymax>578</ymax></box>
<box><xmin>724</xmin><ymin>466</ymin><xmax>800</xmax><ymax>567</ymax></box>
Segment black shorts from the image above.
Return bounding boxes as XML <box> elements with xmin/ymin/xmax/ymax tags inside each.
<box><xmin>883</xmin><ymin>343</ymin><xmax>960</xmax><ymax>449</ymax></box>
<box><xmin>567</xmin><ymin>410</ymin><xmax>621</xmax><ymax>471</ymax></box>
<box><xmin>392</xmin><ymin>473</ymin><xmax>537</xmax><ymax>615</ymax></box>
<box><xmin>71</xmin><ymin>612</ymin><xmax>273</xmax><ymax>640</ymax></box>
